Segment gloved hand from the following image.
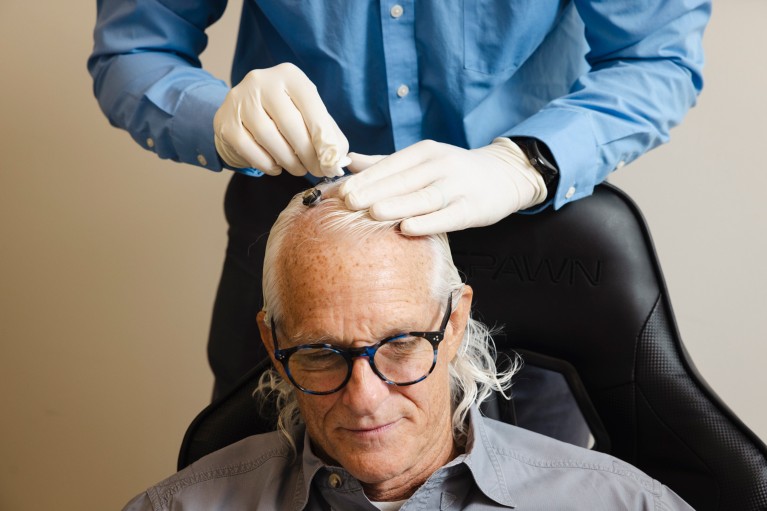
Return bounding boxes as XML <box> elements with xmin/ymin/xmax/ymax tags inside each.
<box><xmin>214</xmin><ymin>63</ymin><xmax>351</xmax><ymax>177</ymax></box>
<box><xmin>339</xmin><ymin>138</ymin><xmax>547</xmax><ymax>235</ymax></box>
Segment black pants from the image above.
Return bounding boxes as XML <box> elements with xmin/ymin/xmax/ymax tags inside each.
<box><xmin>209</xmin><ymin>172</ymin><xmax>307</xmax><ymax>401</ymax></box>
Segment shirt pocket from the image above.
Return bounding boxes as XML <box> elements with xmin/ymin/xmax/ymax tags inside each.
<box><xmin>463</xmin><ymin>0</ymin><xmax>566</xmax><ymax>75</ymax></box>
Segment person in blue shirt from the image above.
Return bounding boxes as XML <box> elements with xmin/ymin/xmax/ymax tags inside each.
<box><xmin>88</xmin><ymin>1</ymin><xmax>711</xmax><ymax>400</ymax></box>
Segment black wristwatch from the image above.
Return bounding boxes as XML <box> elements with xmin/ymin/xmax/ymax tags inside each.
<box><xmin>510</xmin><ymin>137</ymin><xmax>560</xmax><ymax>200</ymax></box>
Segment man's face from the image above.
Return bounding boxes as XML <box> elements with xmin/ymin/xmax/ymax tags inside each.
<box><xmin>258</xmin><ymin>228</ymin><xmax>472</xmax><ymax>496</ymax></box>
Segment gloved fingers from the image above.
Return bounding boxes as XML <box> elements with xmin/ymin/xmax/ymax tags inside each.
<box><xmin>342</xmin><ymin>159</ymin><xmax>441</xmax><ymax>210</ymax></box>
<box><xmin>319</xmin><ymin>122</ymin><xmax>352</xmax><ymax>173</ymax></box>
<box><xmin>315</xmin><ymin>139</ymin><xmax>349</xmax><ymax>177</ymax></box>
<box><xmin>399</xmin><ymin>200</ymin><xmax>473</xmax><ymax>236</ymax></box>
<box><xmin>216</xmin><ymin>64</ymin><xmax>349</xmax><ymax>177</ymax></box>
<box><xmin>346</xmin><ymin>153</ymin><xmax>387</xmax><ymax>173</ymax></box>
<box><xmin>214</xmin><ymin>120</ymin><xmax>282</xmax><ymax>175</ymax></box>
<box><xmin>214</xmin><ymin>134</ymin><xmax>249</xmax><ymax>169</ymax></box>
<box><xmin>335</xmin><ymin>124</ymin><xmax>352</xmax><ymax>166</ymax></box>
<box><xmin>368</xmin><ymin>183</ymin><xmax>447</xmax><ymax>221</ymax></box>
<box><xmin>241</xmin><ymin>101</ymin><xmax>308</xmax><ymax>177</ymax></box>
<box><xmin>262</xmin><ymin>90</ymin><xmax>335</xmax><ymax>176</ymax></box>
<box><xmin>285</xmin><ymin>75</ymin><xmax>350</xmax><ymax>176</ymax></box>
<box><xmin>341</xmin><ymin>142</ymin><xmax>431</xmax><ymax>191</ymax></box>
<box><xmin>214</xmin><ymin>94</ymin><xmax>275</xmax><ymax>172</ymax></box>
<box><xmin>340</xmin><ymin>143</ymin><xmax>441</xmax><ymax>208</ymax></box>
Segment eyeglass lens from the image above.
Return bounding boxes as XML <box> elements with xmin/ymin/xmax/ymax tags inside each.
<box><xmin>287</xmin><ymin>335</ymin><xmax>436</xmax><ymax>393</ymax></box>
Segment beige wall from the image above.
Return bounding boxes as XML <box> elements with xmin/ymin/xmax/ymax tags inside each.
<box><xmin>0</xmin><ymin>1</ymin><xmax>764</xmax><ymax>509</ymax></box>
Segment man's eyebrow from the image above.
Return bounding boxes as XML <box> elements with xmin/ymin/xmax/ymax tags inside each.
<box><xmin>283</xmin><ymin>331</ymin><xmax>336</xmax><ymax>346</ymax></box>
<box><xmin>283</xmin><ymin>327</ymin><xmax>412</xmax><ymax>346</ymax></box>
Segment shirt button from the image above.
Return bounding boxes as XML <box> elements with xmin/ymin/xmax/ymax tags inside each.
<box><xmin>328</xmin><ymin>473</ymin><xmax>343</xmax><ymax>488</ymax></box>
<box><xmin>615</xmin><ymin>160</ymin><xmax>626</xmax><ymax>170</ymax></box>
<box><xmin>390</xmin><ymin>4</ymin><xmax>404</xmax><ymax>18</ymax></box>
<box><xmin>565</xmin><ymin>186</ymin><xmax>576</xmax><ymax>199</ymax></box>
<box><xmin>146</xmin><ymin>137</ymin><xmax>155</xmax><ymax>148</ymax></box>
<box><xmin>396</xmin><ymin>84</ymin><xmax>410</xmax><ymax>98</ymax></box>
<box><xmin>197</xmin><ymin>154</ymin><xmax>208</xmax><ymax>166</ymax></box>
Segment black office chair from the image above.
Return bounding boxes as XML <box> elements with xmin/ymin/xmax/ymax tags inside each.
<box><xmin>179</xmin><ymin>183</ymin><xmax>767</xmax><ymax>511</ymax></box>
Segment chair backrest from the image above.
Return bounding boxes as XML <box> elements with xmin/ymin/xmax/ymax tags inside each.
<box><xmin>179</xmin><ymin>184</ymin><xmax>767</xmax><ymax>510</ymax></box>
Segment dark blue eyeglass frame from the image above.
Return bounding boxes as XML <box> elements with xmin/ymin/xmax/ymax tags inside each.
<box><xmin>271</xmin><ymin>295</ymin><xmax>453</xmax><ymax>395</ymax></box>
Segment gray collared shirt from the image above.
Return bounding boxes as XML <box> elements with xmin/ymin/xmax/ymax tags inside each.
<box><xmin>124</xmin><ymin>406</ymin><xmax>693</xmax><ymax>510</ymax></box>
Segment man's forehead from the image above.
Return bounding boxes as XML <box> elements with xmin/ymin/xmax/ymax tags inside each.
<box><xmin>277</xmin><ymin>228</ymin><xmax>435</xmax><ymax>322</ymax></box>
<box><xmin>280</xmin><ymin>226</ymin><xmax>433</xmax><ymax>280</ymax></box>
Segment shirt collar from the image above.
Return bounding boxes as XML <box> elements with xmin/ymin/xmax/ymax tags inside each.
<box><xmin>454</xmin><ymin>405</ymin><xmax>517</xmax><ymax>508</ymax></box>
<box><xmin>295</xmin><ymin>427</ymin><xmax>327</xmax><ymax>511</ymax></box>
<box><xmin>291</xmin><ymin>406</ymin><xmax>516</xmax><ymax>509</ymax></box>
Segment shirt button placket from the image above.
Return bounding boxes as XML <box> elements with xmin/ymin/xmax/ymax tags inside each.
<box><xmin>380</xmin><ymin>0</ymin><xmax>421</xmax><ymax>150</ymax></box>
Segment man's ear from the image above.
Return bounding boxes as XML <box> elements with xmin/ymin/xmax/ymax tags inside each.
<box><xmin>257</xmin><ymin>310</ymin><xmax>280</xmax><ymax>367</ymax></box>
<box><xmin>257</xmin><ymin>310</ymin><xmax>293</xmax><ymax>381</ymax></box>
<box><xmin>446</xmin><ymin>285</ymin><xmax>473</xmax><ymax>362</ymax></box>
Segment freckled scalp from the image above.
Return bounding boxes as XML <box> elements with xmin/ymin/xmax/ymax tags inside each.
<box><xmin>278</xmin><ymin>230</ymin><xmax>433</xmax><ymax>311</ymax></box>
<box><xmin>262</xmin><ymin>177</ymin><xmax>454</xmax><ymax>328</ymax></box>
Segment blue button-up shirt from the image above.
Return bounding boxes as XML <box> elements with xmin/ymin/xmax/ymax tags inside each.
<box><xmin>88</xmin><ymin>0</ymin><xmax>710</xmax><ymax>209</ymax></box>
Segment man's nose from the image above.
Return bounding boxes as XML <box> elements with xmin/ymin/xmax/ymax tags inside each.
<box><xmin>340</xmin><ymin>357</ymin><xmax>389</xmax><ymax>414</ymax></box>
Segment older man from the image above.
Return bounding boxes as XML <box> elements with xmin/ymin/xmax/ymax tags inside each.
<box><xmin>124</xmin><ymin>181</ymin><xmax>692</xmax><ymax>510</ymax></box>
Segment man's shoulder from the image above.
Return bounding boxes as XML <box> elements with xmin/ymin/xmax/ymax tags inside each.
<box><xmin>132</xmin><ymin>430</ymin><xmax>298</xmax><ymax>511</ymax></box>
<box><xmin>488</xmin><ymin>419</ymin><xmax>651</xmax><ymax>481</ymax></box>
<box><xmin>473</xmin><ymin>413</ymin><xmax>690</xmax><ymax>508</ymax></box>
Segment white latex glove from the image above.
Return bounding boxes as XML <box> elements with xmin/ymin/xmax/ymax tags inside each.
<box><xmin>339</xmin><ymin>138</ymin><xmax>548</xmax><ymax>236</ymax></box>
<box><xmin>214</xmin><ymin>63</ymin><xmax>351</xmax><ymax>177</ymax></box>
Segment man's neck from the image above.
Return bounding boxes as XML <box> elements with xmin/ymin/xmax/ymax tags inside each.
<box><xmin>361</xmin><ymin>433</ymin><xmax>462</xmax><ymax>502</ymax></box>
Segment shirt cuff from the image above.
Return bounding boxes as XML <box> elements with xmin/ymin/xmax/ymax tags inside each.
<box><xmin>170</xmin><ymin>81</ymin><xmax>230</xmax><ymax>172</ymax></box>
<box><xmin>506</xmin><ymin>107</ymin><xmax>600</xmax><ymax>210</ymax></box>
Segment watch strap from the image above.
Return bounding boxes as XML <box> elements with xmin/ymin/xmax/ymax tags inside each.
<box><xmin>510</xmin><ymin>137</ymin><xmax>560</xmax><ymax>201</ymax></box>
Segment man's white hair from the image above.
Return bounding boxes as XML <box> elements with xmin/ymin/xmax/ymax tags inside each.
<box><xmin>257</xmin><ymin>179</ymin><xmax>517</xmax><ymax>451</ymax></box>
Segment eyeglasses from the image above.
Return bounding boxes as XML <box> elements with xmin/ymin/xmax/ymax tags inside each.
<box><xmin>271</xmin><ymin>295</ymin><xmax>453</xmax><ymax>395</ymax></box>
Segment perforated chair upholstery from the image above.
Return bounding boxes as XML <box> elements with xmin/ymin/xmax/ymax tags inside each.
<box><xmin>179</xmin><ymin>184</ymin><xmax>767</xmax><ymax>510</ymax></box>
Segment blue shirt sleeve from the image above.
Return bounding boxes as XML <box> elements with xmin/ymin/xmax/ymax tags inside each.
<box><xmin>88</xmin><ymin>1</ymin><xmax>711</xmax><ymax>200</ymax></box>
<box><xmin>507</xmin><ymin>0</ymin><xmax>711</xmax><ymax>210</ymax></box>
<box><xmin>88</xmin><ymin>0</ymin><xmax>233</xmax><ymax>172</ymax></box>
